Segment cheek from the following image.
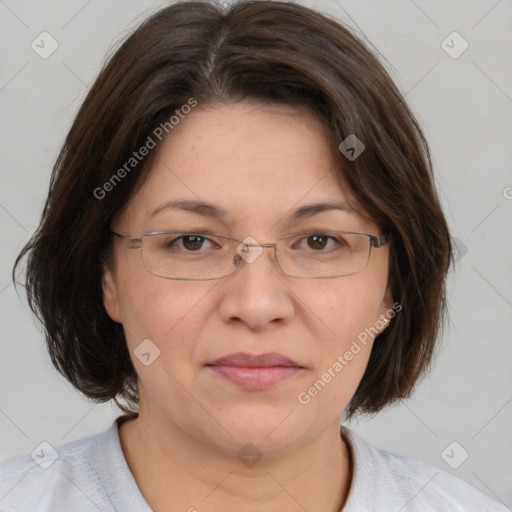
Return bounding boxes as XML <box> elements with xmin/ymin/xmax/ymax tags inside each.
<box><xmin>115</xmin><ymin>262</ymin><xmax>214</xmax><ymax>366</ymax></box>
<box><xmin>297</xmin><ymin>276</ymin><xmax>385</xmax><ymax>401</ymax></box>
<box><xmin>308</xmin><ymin>275</ymin><xmax>384</xmax><ymax>347</ymax></box>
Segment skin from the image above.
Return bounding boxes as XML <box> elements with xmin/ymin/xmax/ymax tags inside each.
<box><xmin>103</xmin><ymin>102</ymin><xmax>393</xmax><ymax>512</ymax></box>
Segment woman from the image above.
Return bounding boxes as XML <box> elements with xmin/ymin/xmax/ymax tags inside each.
<box><xmin>0</xmin><ymin>1</ymin><xmax>507</xmax><ymax>510</ymax></box>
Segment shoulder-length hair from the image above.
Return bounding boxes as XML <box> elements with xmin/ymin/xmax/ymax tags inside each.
<box><xmin>14</xmin><ymin>0</ymin><xmax>453</xmax><ymax>418</ymax></box>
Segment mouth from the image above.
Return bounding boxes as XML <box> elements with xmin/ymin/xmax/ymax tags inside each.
<box><xmin>205</xmin><ymin>352</ymin><xmax>304</xmax><ymax>390</ymax></box>
<box><xmin>207</xmin><ymin>351</ymin><xmax>302</xmax><ymax>368</ymax></box>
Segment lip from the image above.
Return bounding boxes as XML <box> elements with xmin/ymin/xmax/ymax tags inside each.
<box><xmin>208</xmin><ymin>352</ymin><xmax>302</xmax><ymax>368</ymax></box>
<box><xmin>206</xmin><ymin>352</ymin><xmax>304</xmax><ymax>390</ymax></box>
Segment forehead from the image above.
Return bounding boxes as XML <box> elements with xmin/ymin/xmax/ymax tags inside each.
<box><xmin>120</xmin><ymin>103</ymin><xmax>373</xmax><ymax>233</ymax></box>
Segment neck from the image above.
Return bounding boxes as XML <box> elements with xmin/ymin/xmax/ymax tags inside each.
<box><xmin>118</xmin><ymin>411</ymin><xmax>352</xmax><ymax>512</ymax></box>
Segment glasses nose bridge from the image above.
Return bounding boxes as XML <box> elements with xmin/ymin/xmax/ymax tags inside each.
<box><xmin>240</xmin><ymin>240</ymin><xmax>278</xmax><ymax>259</ymax></box>
<box><xmin>232</xmin><ymin>239</ymin><xmax>281</xmax><ymax>272</ymax></box>
<box><xmin>249</xmin><ymin>241</ymin><xmax>276</xmax><ymax>249</ymax></box>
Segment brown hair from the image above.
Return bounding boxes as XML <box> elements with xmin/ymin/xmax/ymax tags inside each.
<box><xmin>13</xmin><ymin>0</ymin><xmax>453</xmax><ymax>418</ymax></box>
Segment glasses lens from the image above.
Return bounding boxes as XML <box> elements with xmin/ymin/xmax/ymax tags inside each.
<box><xmin>141</xmin><ymin>232</ymin><xmax>237</xmax><ymax>280</ymax></box>
<box><xmin>276</xmin><ymin>232</ymin><xmax>371</xmax><ymax>278</ymax></box>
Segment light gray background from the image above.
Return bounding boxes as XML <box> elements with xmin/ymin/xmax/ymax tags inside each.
<box><xmin>1</xmin><ymin>0</ymin><xmax>511</xmax><ymax>507</ymax></box>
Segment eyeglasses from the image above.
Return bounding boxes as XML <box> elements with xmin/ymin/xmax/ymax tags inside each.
<box><xmin>111</xmin><ymin>230</ymin><xmax>392</xmax><ymax>280</ymax></box>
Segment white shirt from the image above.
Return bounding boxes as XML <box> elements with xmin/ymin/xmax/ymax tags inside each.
<box><xmin>0</xmin><ymin>417</ymin><xmax>509</xmax><ymax>511</ymax></box>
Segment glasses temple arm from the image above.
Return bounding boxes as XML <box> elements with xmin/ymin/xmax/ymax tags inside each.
<box><xmin>111</xmin><ymin>230</ymin><xmax>143</xmax><ymax>249</ymax></box>
<box><xmin>371</xmin><ymin>233</ymin><xmax>392</xmax><ymax>248</ymax></box>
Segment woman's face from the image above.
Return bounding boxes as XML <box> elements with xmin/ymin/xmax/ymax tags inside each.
<box><xmin>103</xmin><ymin>102</ymin><xmax>393</xmax><ymax>455</ymax></box>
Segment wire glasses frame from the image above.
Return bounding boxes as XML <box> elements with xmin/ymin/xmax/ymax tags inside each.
<box><xmin>111</xmin><ymin>230</ymin><xmax>392</xmax><ymax>280</ymax></box>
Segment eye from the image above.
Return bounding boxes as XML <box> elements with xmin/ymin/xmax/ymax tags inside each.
<box><xmin>166</xmin><ymin>234</ymin><xmax>217</xmax><ymax>251</ymax></box>
<box><xmin>294</xmin><ymin>234</ymin><xmax>345</xmax><ymax>252</ymax></box>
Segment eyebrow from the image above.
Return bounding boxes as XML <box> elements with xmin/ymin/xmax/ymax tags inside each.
<box><xmin>148</xmin><ymin>199</ymin><xmax>357</xmax><ymax>222</ymax></box>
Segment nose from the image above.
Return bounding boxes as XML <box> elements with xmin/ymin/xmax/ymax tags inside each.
<box><xmin>217</xmin><ymin>240</ymin><xmax>295</xmax><ymax>330</ymax></box>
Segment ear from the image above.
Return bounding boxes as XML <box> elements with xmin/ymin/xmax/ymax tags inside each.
<box><xmin>102</xmin><ymin>264</ymin><xmax>122</xmax><ymax>323</ymax></box>
<box><xmin>376</xmin><ymin>284</ymin><xmax>395</xmax><ymax>335</ymax></box>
